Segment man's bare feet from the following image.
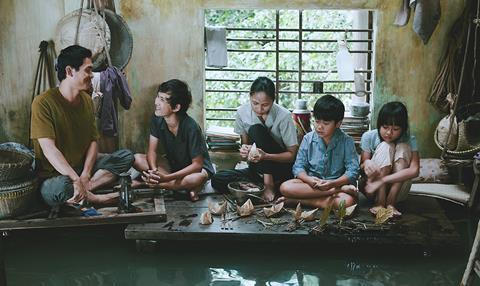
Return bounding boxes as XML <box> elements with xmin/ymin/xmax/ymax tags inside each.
<box><xmin>369</xmin><ymin>205</ymin><xmax>383</xmax><ymax>215</ymax></box>
<box><xmin>131</xmin><ymin>179</ymin><xmax>145</xmax><ymax>188</ymax></box>
<box><xmin>87</xmin><ymin>192</ymin><xmax>119</xmax><ymax>206</ymax></box>
<box><xmin>263</xmin><ymin>188</ymin><xmax>275</xmax><ymax>202</ymax></box>
<box><xmin>388</xmin><ymin>205</ymin><xmax>402</xmax><ymax>217</ymax></box>
<box><xmin>189</xmin><ymin>191</ymin><xmax>200</xmax><ymax>202</ymax></box>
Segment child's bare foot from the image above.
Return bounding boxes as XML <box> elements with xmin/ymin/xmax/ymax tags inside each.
<box><xmin>274</xmin><ymin>196</ymin><xmax>301</xmax><ymax>207</ymax></box>
<box><xmin>388</xmin><ymin>205</ymin><xmax>402</xmax><ymax>217</ymax></box>
<box><xmin>365</xmin><ymin>179</ymin><xmax>383</xmax><ymax>195</ymax></box>
<box><xmin>263</xmin><ymin>188</ymin><xmax>275</xmax><ymax>202</ymax></box>
<box><xmin>369</xmin><ymin>205</ymin><xmax>382</xmax><ymax>215</ymax></box>
<box><xmin>189</xmin><ymin>191</ymin><xmax>199</xmax><ymax>202</ymax></box>
<box><xmin>275</xmin><ymin>196</ymin><xmax>286</xmax><ymax>204</ymax></box>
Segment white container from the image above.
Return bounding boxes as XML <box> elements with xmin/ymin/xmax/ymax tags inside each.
<box><xmin>336</xmin><ymin>40</ymin><xmax>355</xmax><ymax>81</ymax></box>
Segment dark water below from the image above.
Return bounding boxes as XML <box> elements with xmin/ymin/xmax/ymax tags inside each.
<box><xmin>3</xmin><ymin>201</ymin><xmax>478</xmax><ymax>286</ymax></box>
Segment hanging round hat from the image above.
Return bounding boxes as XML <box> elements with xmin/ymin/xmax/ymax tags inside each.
<box><xmin>55</xmin><ymin>9</ymin><xmax>111</xmax><ymax>71</ymax></box>
<box><xmin>97</xmin><ymin>9</ymin><xmax>133</xmax><ymax>71</ymax></box>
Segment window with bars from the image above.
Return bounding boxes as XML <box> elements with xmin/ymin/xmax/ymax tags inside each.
<box><xmin>205</xmin><ymin>10</ymin><xmax>374</xmax><ymax>131</ymax></box>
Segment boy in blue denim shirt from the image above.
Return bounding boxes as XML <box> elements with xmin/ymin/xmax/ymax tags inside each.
<box><xmin>279</xmin><ymin>95</ymin><xmax>359</xmax><ymax>209</ymax></box>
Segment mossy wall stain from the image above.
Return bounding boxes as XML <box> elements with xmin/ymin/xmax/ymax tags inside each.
<box><xmin>0</xmin><ymin>0</ymin><xmax>64</xmax><ymax>145</ymax></box>
<box><xmin>117</xmin><ymin>0</ymin><xmax>204</xmax><ymax>152</ymax></box>
<box><xmin>373</xmin><ymin>0</ymin><xmax>464</xmax><ymax>157</ymax></box>
<box><xmin>119</xmin><ymin>0</ymin><xmax>143</xmax><ymax>21</ymax></box>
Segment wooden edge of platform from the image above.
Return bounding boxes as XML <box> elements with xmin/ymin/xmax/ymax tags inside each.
<box><xmin>0</xmin><ymin>196</ymin><xmax>167</xmax><ymax>231</ymax></box>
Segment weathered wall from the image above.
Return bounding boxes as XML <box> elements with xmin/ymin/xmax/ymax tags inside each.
<box><xmin>373</xmin><ymin>1</ymin><xmax>464</xmax><ymax>157</ymax></box>
<box><xmin>115</xmin><ymin>0</ymin><xmax>205</xmax><ymax>152</ymax></box>
<box><xmin>0</xmin><ymin>0</ymin><xmax>465</xmax><ymax>157</ymax></box>
<box><xmin>0</xmin><ymin>0</ymin><xmax>64</xmax><ymax>146</ymax></box>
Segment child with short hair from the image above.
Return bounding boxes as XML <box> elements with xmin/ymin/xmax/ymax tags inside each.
<box><xmin>360</xmin><ymin>101</ymin><xmax>420</xmax><ymax>217</ymax></box>
<box><xmin>135</xmin><ymin>79</ymin><xmax>215</xmax><ymax>201</ymax></box>
<box><xmin>279</xmin><ymin>95</ymin><xmax>359</xmax><ymax>209</ymax></box>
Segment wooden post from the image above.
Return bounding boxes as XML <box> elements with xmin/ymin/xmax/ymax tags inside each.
<box><xmin>462</xmin><ymin>220</ymin><xmax>480</xmax><ymax>285</ymax></box>
<box><xmin>469</xmin><ymin>160</ymin><xmax>480</xmax><ymax>208</ymax></box>
<box><xmin>0</xmin><ymin>231</ymin><xmax>8</xmax><ymax>285</ymax></box>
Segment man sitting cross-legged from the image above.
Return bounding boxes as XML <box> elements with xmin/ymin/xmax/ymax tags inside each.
<box><xmin>31</xmin><ymin>45</ymin><xmax>134</xmax><ymax>207</ymax></box>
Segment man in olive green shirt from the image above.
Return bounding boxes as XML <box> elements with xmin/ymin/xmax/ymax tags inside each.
<box><xmin>31</xmin><ymin>45</ymin><xmax>133</xmax><ymax>207</ymax></box>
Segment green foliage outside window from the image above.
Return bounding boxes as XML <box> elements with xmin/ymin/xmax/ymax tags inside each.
<box><xmin>205</xmin><ymin>10</ymin><xmax>363</xmax><ymax>128</ymax></box>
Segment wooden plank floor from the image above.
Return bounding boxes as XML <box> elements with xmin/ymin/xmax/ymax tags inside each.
<box><xmin>0</xmin><ymin>196</ymin><xmax>167</xmax><ymax>231</ymax></box>
<box><xmin>125</xmin><ymin>190</ymin><xmax>462</xmax><ymax>250</ymax></box>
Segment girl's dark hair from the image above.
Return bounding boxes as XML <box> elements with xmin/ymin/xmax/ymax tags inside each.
<box><xmin>377</xmin><ymin>101</ymin><xmax>409</xmax><ymax>140</ymax></box>
<box><xmin>250</xmin><ymin>77</ymin><xmax>275</xmax><ymax>101</ymax></box>
<box><xmin>157</xmin><ymin>79</ymin><xmax>192</xmax><ymax>114</ymax></box>
<box><xmin>313</xmin><ymin>94</ymin><xmax>345</xmax><ymax>122</ymax></box>
<box><xmin>56</xmin><ymin>45</ymin><xmax>92</xmax><ymax>81</ymax></box>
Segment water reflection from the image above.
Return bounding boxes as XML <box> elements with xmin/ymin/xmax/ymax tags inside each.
<box><xmin>4</xmin><ymin>228</ymin><xmax>467</xmax><ymax>286</ymax></box>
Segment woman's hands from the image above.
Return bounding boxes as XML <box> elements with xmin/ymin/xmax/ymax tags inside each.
<box><xmin>239</xmin><ymin>144</ymin><xmax>266</xmax><ymax>163</ymax></box>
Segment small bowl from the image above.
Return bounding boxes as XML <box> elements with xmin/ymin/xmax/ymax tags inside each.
<box><xmin>227</xmin><ymin>181</ymin><xmax>264</xmax><ymax>205</ymax></box>
<box><xmin>351</xmin><ymin>103</ymin><xmax>370</xmax><ymax>117</ymax></box>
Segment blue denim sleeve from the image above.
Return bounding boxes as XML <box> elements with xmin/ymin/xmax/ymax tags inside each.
<box><xmin>343</xmin><ymin>136</ymin><xmax>360</xmax><ymax>184</ymax></box>
<box><xmin>292</xmin><ymin>134</ymin><xmax>310</xmax><ymax>177</ymax></box>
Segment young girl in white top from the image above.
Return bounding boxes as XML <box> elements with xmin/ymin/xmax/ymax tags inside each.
<box><xmin>360</xmin><ymin>102</ymin><xmax>420</xmax><ymax>217</ymax></box>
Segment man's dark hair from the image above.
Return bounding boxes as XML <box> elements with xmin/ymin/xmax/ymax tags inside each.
<box><xmin>157</xmin><ymin>79</ymin><xmax>192</xmax><ymax>114</ymax></box>
<box><xmin>250</xmin><ymin>77</ymin><xmax>276</xmax><ymax>101</ymax></box>
<box><xmin>377</xmin><ymin>101</ymin><xmax>409</xmax><ymax>141</ymax></box>
<box><xmin>313</xmin><ymin>94</ymin><xmax>345</xmax><ymax>122</ymax></box>
<box><xmin>56</xmin><ymin>45</ymin><xmax>92</xmax><ymax>81</ymax></box>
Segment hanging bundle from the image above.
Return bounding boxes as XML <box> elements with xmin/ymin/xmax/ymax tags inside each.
<box><xmin>429</xmin><ymin>4</ymin><xmax>471</xmax><ymax>113</ymax></box>
<box><xmin>434</xmin><ymin>0</ymin><xmax>480</xmax><ymax>160</ymax></box>
<box><xmin>28</xmin><ymin>40</ymin><xmax>57</xmax><ymax>148</ymax></box>
<box><xmin>31</xmin><ymin>41</ymin><xmax>57</xmax><ymax>98</ymax></box>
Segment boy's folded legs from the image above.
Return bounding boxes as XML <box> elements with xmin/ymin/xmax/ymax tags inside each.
<box><xmin>279</xmin><ymin>178</ymin><xmax>357</xmax><ymax>209</ymax></box>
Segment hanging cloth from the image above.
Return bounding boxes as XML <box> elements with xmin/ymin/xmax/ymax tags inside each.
<box><xmin>412</xmin><ymin>0</ymin><xmax>441</xmax><ymax>44</ymax></box>
<box><xmin>394</xmin><ymin>0</ymin><xmax>441</xmax><ymax>44</ymax></box>
<box><xmin>98</xmin><ymin>66</ymin><xmax>132</xmax><ymax>136</ymax></box>
<box><xmin>205</xmin><ymin>26</ymin><xmax>228</xmax><ymax>68</ymax></box>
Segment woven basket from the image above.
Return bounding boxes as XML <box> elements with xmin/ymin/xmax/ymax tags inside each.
<box><xmin>435</xmin><ymin>126</ymin><xmax>480</xmax><ymax>158</ymax></box>
<box><xmin>0</xmin><ymin>149</ymin><xmax>33</xmax><ymax>182</ymax></box>
<box><xmin>0</xmin><ymin>179</ymin><xmax>37</xmax><ymax>219</ymax></box>
<box><xmin>456</xmin><ymin>119</ymin><xmax>480</xmax><ymax>152</ymax></box>
<box><xmin>435</xmin><ymin>115</ymin><xmax>458</xmax><ymax>150</ymax></box>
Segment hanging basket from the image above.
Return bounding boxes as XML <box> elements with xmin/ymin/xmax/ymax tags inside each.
<box><xmin>0</xmin><ymin>179</ymin><xmax>37</xmax><ymax>219</ymax></box>
<box><xmin>435</xmin><ymin>103</ymin><xmax>480</xmax><ymax>159</ymax></box>
<box><xmin>55</xmin><ymin>9</ymin><xmax>111</xmax><ymax>71</ymax></box>
<box><xmin>435</xmin><ymin>114</ymin><xmax>458</xmax><ymax>150</ymax></box>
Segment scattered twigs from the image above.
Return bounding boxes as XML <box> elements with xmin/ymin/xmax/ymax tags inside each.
<box><xmin>257</xmin><ymin>219</ymin><xmax>273</xmax><ymax>228</ymax></box>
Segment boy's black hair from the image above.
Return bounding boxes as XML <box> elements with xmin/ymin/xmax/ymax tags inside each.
<box><xmin>376</xmin><ymin>101</ymin><xmax>409</xmax><ymax>140</ymax></box>
<box><xmin>56</xmin><ymin>45</ymin><xmax>92</xmax><ymax>81</ymax></box>
<box><xmin>250</xmin><ymin>77</ymin><xmax>275</xmax><ymax>101</ymax></box>
<box><xmin>157</xmin><ymin>79</ymin><xmax>192</xmax><ymax>114</ymax></box>
<box><xmin>313</xmin><ymin>94</ymin><xmax>345</xmax><ymax>122</ymax></box>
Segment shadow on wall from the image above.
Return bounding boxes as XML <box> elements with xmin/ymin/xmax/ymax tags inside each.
<box><xmin>0</xmin><ymin>120</ymin><xmax>7</xmax><ymax>143</ymax></box>
<box><xmin>121</xmin><ymin>84</ymin><xmax>157</xmax><ymax>153</ymax></box>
